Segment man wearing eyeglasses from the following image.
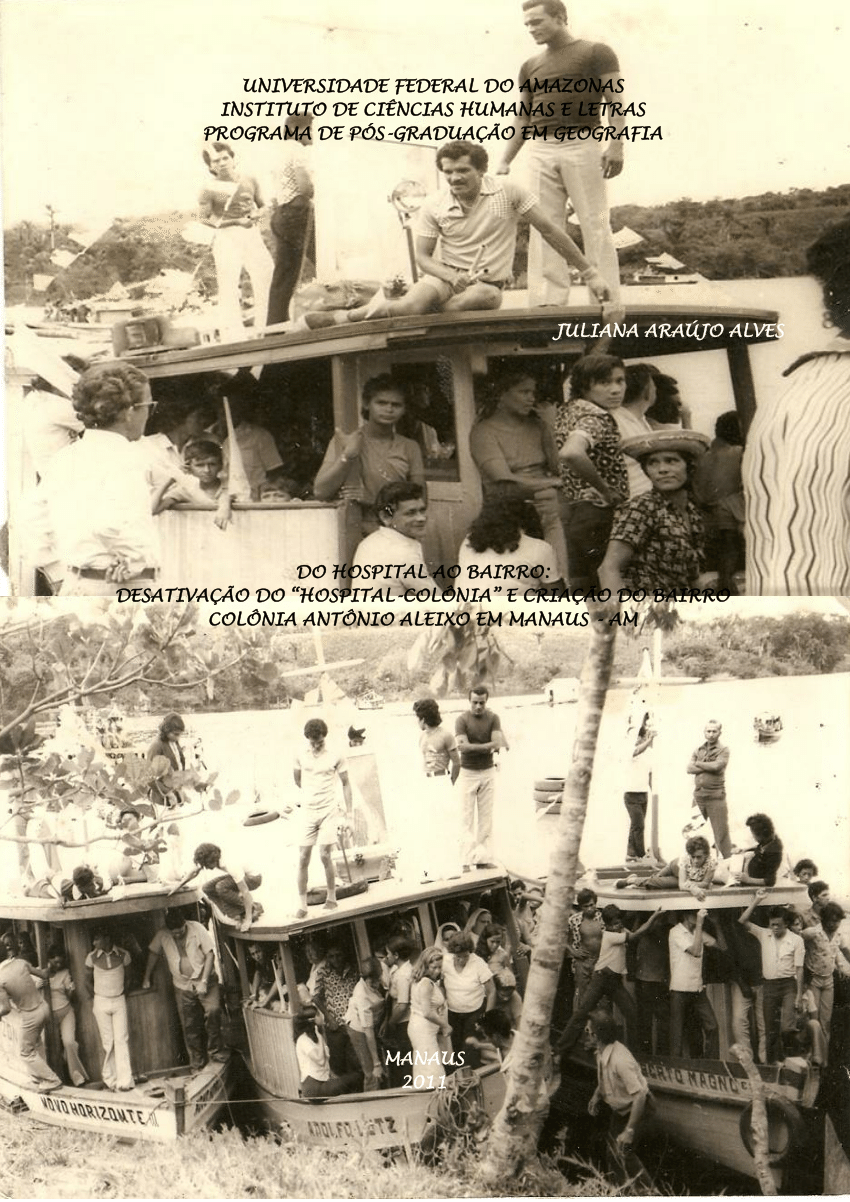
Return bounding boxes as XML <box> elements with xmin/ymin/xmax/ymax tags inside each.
<box><xmin>38</xmin><ymin>361</ymin><xmax>168</xmax><ymax>594</ymax></box>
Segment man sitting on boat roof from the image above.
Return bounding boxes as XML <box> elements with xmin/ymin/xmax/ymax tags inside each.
<box><xmin>302</xmin><ymin>140</ymin><xmax>612</xmax><ymax>328</ymax></box>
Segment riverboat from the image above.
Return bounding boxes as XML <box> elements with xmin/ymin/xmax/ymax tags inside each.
<box><xmin>5</xmin><ymin>285</ymin><xmax>779</xmax><ymax>593</ymax></box>
<box><xmin>552</xmin><ymin>874</ymin><xmax>843</xmax><ymax>1193</ymax></box>
<box><xmin>212</xmin><ymin>867</ymin><xmax>516</xmax><ymax>1150</ymax></box>
<box><xmin>0</xmin><ymin>884</ymin><xmax>232</xmax><ymax>1140</ymax></box>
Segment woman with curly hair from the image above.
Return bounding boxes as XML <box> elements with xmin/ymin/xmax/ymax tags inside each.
<box><xmin>39</xmin><ymin>361</ymin><xmax>166</xmax><ymax>595</ymax></box>
<box><xmin>455</xmin><ymin>489</ymin><xmax>559</xmax><ymax>591</ymax></box>
<box><xmin>744</xmin><ymin>217</ymin><xmax>850</xmax><ymax>593</ymax></box>
<box><xmin>470</xmin><ymin>369</ymin><xmax>568</xmax><ymax>578</ymax></box>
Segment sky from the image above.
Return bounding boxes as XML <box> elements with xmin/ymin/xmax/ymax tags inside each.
<box><xmin>1</xmin><ymin>0</ymin><xmax>849</xmax><ymax>229</ymax></box>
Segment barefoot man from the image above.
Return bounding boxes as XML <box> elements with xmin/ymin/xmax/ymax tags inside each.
<box><xmin>293</xmin><ymin>719</ymin><xmax>353</xmax><ymax>918</ymax></box>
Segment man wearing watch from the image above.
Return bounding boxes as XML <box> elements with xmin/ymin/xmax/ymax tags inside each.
<box><xmin>586</xmin><ymin>1009</ymin><xmax>653</xmax><ymax>1187</ymax></box>
<box><xmin>305</xmin><ymin>139</ymin><xmax>611</xmax><ymax>327</ymax></box>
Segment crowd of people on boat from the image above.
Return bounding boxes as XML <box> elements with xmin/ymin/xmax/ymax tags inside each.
<box><xmin>22</xmin><ymin>348</ymin><xmax>745</xmax><ymax>597</ymax></box>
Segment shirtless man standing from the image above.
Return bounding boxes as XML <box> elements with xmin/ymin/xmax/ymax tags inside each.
<box><xmin>565</xmin><ymin>888</ymin><xmax>605</xmax><ymax>1005</ymax></box>
<box><xmin>0</xmin><ymin>942</ymin><xmax>62</xmax><ymax>1090</ymax></box>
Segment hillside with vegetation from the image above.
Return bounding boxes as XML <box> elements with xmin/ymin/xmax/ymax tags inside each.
<box><xmin>5</xmin><ymin>184</ymin><xmax>850</xmax><ymax>305</ymax></box>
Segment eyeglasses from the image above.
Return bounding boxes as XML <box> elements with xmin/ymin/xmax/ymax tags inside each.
<box><xmin>134</xmin><ymin>400</ymin><xmax>158</xmax><ymax>412</ymax></box>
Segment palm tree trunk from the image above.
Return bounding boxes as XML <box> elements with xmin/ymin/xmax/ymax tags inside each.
<box><xmin>482</xmin><ymin>605</ymin><xmax>618</xmax><ymax>1181</ymax></box>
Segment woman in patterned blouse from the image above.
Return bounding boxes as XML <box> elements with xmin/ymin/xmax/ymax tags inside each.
<box><xmin>599</xmin><ymin>430</ymin><xmax>710</xmax><ymax>595</ymax></box>
<box><xmin>554</xmin><ymin>354</ymin><xmax>628</xmax><ymax>591</ymax></box>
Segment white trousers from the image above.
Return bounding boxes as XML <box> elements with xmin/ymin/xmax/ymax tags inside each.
<box><xmin>212</xmin><ymin>226</ymin><xmax>274</xmax><ymax>332</ymax></box>
<box><xmin>526</xmin><ymin>140</ymin><xmax>620</xmax><ymax>308</ymax></box>
<box><xmin>458</xmin><ymin>767</ymin><xmax>496</xmax><ymax>867</ymax></box>
<box><xmin>93</xmin><ymin>994</ymin><xmax>134</xmax><ymax>1090</ymax></box>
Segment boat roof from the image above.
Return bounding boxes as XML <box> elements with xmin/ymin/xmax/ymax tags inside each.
<box><xmin>0</xmin><ymin>882</ymin><xmax>203</xmax><ymax>924</ymax></box>
<box><xmin>588</xmin><ymin>878</ymin><xmax>808</xmax><ymax>914</ymax></box>
<box><xmin>228</xmin><ymin>867</ymin><xmax>510</xmax><ymax>942</ymax></box>
<box><xmin>129</xmin><ymin>287</ymin><xmax>780</xmax><ymax>379</ymax></box>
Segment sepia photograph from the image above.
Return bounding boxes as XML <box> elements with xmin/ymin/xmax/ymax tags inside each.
<box><xmin>3</xmin><ymin>0</ymin><xmax>849</xmax><ymax>599</ymax></box>
<box><xmin>0</xmin><ymin>595</ymin><xmax>848</xmax><ymax>1195</ymax></box>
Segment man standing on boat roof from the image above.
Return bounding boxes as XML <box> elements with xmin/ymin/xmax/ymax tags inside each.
<box><xmin>686</xmin><ymin>719</ymin><xmax>732</xmax><ymax>859</ymax></box>
<box><xmin>455</xmin><ymin>685</ymin><xmax>507</xmax><ymax>871</ymax></box>
<box><xmin>293</xmin><ymin>719</ymin><xmax>354</xmax><ymax>920</ymax></box>
<box><xmin>495</xmin><ymin>0</ymin><xmax>624</xmax><ymax>313</ymax></box>
<box><xmin>0</xmin><ymin>942</ymin><xmax>63</xmax><ymax>1091</ymax></box>
<box><xmin>303</xmin><ymin>139</ymin><xmax>611</xmax><ymax>328</ymax></box>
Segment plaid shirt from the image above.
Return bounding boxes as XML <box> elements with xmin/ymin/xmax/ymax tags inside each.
<box><xmin>610</xmin><ymin>490</ymin><xmax>705</xmax><ymax>591</ymax></box>
<box><xmin>555</xmin><ymin>400</ymin><xmax>628</xmax><ymax>505</ymax></box>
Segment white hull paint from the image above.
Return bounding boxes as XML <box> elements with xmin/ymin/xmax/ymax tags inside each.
<box><xmin>253</xmin><ymin>1068</ymin><xmax>507</xmax><ymax>1151</ymax></box>
<box><xmin>0</xmin><ymin>1058</ymin><xmax>231</xmax><ymax>1142</ymax></box>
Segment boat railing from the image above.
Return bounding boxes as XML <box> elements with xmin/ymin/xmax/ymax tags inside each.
<box><xmin>242</xmin><ymin>1003</ymin><xmax>300</xmax><ymax>1096</ymax></box>
<box><xmin>157</xmin><ymin>502</ymin><xmax>343</xmax><ymax>590</ymax></box>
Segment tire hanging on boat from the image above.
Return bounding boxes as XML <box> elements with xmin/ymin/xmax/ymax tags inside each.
<box><xmin>738</xmin><ymin>1097</ymin><xmax>806</xmax><ymax>1166</ymax></box>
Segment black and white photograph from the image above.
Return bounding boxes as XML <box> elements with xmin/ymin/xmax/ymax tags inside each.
<box><xmin>0</xmin><ymin>594</ymin><xmax>848</xmax><ymax>1196</ymax></box>
<box><xmin>3</xmin><ymin>0</ymin><xmax>850</xmax><ymax>598</ymax></box>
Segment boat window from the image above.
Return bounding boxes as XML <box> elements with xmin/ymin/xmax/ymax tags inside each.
<box><xmin>356</xmin><ymin>356</ymin><xmax>460</xmax><ymax>483</ymax></box>
<box><xmin>473</xmin><ymin>358</ymin><xmax>568</xmax><ymax>420</ymax></box>
<box><xmin>390</xmin><ymin>358</ymin><xmax>459</xmax><ymax>483</ymax></box>
<box><xmin>363</xmin><ymin>909</ymin><xmax>423</xmax><ymax>958</ymax></box>
<box><xmin>149</xmin><ymin>359</ymin><xmax>335</xmax><ymax>503</ymax></box>
<box><xmin>290</xmin><ymin>925</ymin><xmax>359</xmax><ymax>1004</ymax></box>
<box><xmin>80</xmin><ymin>915</ymin><xmax>154</xmax><ymax>992</ymax></box>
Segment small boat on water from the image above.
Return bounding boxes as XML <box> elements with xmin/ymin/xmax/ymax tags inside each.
<box><xmin>754</xmin><ymin>712</ymin><xmax>783</xmax><ymax>744</ymax></box>
<box><xmin>0</xmin><ymin>884</ymin><xmax>232</xmax><ymax>1140</ymax></box>
<box><xmin>212</xmin><ymin>867</ymin><xmax>515</xmax><ymax>1150</ymax></box>
<box><xmin>552</xmin><ymin>874</ymin><xmax>844</xmax><ymax>1193</ymax></box>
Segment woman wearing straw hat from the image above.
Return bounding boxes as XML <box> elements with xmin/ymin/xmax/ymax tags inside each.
<box><xmin>599</xmin><ymin>429</ymin><xmax>710</xmax><ymax>595</ymax></box>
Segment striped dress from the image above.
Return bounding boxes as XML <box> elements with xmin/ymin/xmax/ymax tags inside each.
<box><xmin>743</xmin><ymin>347</ymin><xmax>850</xmax><ymax>595</ymax></box>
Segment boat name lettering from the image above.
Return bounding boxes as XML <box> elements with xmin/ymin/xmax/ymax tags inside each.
<box><xmin>641</xmin><ymin>1060</ymin><xmax>749</xmax><ymax>1097</ymax></box>
<box><xmin>38</xmin><ymin>1094</ymin><xmax>157</xmax><ymax>1126</ymax></box>
<box><xmin>305</xmin><ymin>1115</ymin><xmax>398</xmax><ymax>1139</ymax></box>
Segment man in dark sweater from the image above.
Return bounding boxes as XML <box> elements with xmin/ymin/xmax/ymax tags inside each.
<box><xmin>496</xmin><ymin>0</ymin><xmax>624</xmax><ymax>311</ymax></box>
<box><xmin>455</xmin><ymin>686</ymin><xmax>507</xmax><ymax>870</ymax></box>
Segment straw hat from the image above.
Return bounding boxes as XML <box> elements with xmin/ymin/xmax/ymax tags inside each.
<box><xmin>620</xmin><ymin>429</ymin><xmax>710</xmax><ymax>461</ymax></box>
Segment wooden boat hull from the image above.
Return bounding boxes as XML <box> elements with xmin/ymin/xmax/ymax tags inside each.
<box><xmin>0</xmin><ymin>1056</ymin><xmax>232</xmax><ymax>1141</ymax></box>
<box><xmin>558</xmin><ymin>1050</ymin><xmax>818</xmax><ymax>1189</ymax></box>
<box><xmin>250</xmin><ymin>1067</ymin><xmax>507</xmax><ymax>1151</ymax></box>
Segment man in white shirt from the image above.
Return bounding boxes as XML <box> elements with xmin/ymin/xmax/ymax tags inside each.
<box><xmin>739</xmin><ymin>890</ymin><xmax>805</xmax><ymax>1062</ymax></box>
<box><xmin>668</xmin><ymin>909</ymin><xmax>719</xmax><ymax>1058</ymax></box>
<box><xmin>293</xmin><ymin>719</ymin><xmax>353</xmax><ymax>919</ymax></box>
<box><xmin>352</xmin><ymin>482</ymin><xmax>436</xmax><ymax>595</ymax></box>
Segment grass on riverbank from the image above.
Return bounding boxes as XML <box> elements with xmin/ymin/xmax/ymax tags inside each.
<box><xmin>0</xmin><ymin>1109</ymin><xmax>646</xmax><ymax>1199</ymax></box>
